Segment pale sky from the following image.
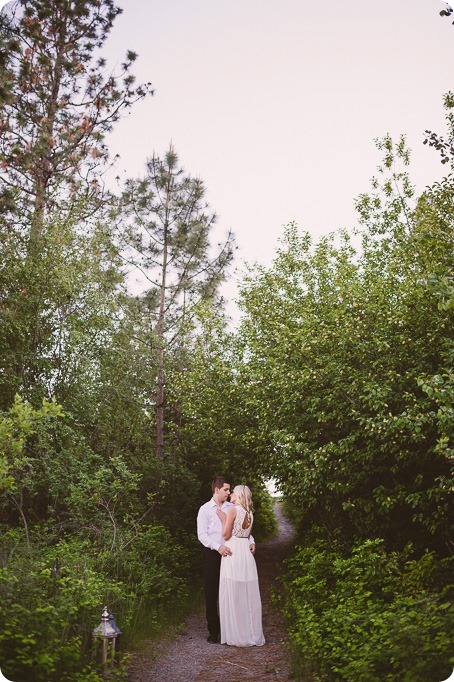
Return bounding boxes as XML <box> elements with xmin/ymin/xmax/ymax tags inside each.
<box><xmin>103</xmin><ymin>0</ymin><xmax>453</xmax><ymax>314</ymax></box>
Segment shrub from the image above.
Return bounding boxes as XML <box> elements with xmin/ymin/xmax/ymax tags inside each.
<box><xmin>98</xmin><ymin>525</ymin><xmax>189</xmax><ymax>597</ymax></box>
<box><xmin>250</xmin><ymin>484</ymin><xmax>279</xmax><ymax>542</ymax></box>
<box><xmin>0</xmin><ymin>523</ymin><xmax>192</xmax><ymax>682</ymax></box>
<box><xmin>0</xmin><ymin>531</ymin><xmax>121</xmax><ymax>681</ymax></box>
<box><xmin>282</xmin><ymin>539</ymin><xmax>453</xmax><ymax>681</ymax></box>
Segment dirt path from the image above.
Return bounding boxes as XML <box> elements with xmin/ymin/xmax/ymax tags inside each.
<box><xmin>127</xmin><ymin>502</ymin><xmax>295</xmax><ymax>682</ymax></box>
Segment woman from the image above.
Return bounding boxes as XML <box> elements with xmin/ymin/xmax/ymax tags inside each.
<box><xmin>216</xmin><ymin>485</ymin><xmax>265</xmax><ymax>647</ymax></box>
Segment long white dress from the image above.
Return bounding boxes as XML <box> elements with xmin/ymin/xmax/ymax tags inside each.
<box><xmin>219</xmin><ymin>506</ymin><xmax>265</xmax><ymax>646</ymax></box>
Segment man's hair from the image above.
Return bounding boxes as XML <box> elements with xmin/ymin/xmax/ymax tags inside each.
<box><xmin>212</xmin><ymin>476</ymin><xmax>229</xmax><ymax>493</ymax></box>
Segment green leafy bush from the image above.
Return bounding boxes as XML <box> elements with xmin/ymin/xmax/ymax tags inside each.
<box><xmin>282</xmin><ymin>539</ymin><xmax>453</xmax><ymax>681</ymax></box>
<box><xmin>95</xmin><ymin>524</ymin><xmax>190</xmax><ymax>603</ymax></box>
<box><xmin>0</xmin><ymin>531</ymin><xmax>121</xmax><ymax>681</ymax></box>
<box><xmin>0</xmin><ymin>524</ymin><xmax>192</xmax><ymax>682</ymax></box>
<box><xmin>250</xmin><ymin>483</ymin><xmax>279</xmax><ymax>542</ymax></box>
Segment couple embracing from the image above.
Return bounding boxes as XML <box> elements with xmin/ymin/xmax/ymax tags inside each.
<box><xmin>197</xmin><ymin>476</ymin><xmax>265</xmax><ymax>647</ymax></box>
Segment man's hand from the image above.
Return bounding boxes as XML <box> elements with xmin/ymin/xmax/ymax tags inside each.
<box><xmin>218</xmin><ymin>544</ymin><xmax>232</xmax><ymax>557</ymax></box>
<box><xmin>249</xmin><ymin>543</ymin><xmax>256</xmax><ymax>554</ymax></box>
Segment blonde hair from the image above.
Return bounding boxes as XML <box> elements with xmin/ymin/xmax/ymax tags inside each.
<box><xmin>233</xmin><ymin>485</ymin><xmax>253</xmax><ymax>513</ymax></box>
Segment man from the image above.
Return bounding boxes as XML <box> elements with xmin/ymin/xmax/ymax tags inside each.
<box><xmin>197</xmin><ymin>475</ymin><xmax>255</xmax><ymax>643</ymax></box>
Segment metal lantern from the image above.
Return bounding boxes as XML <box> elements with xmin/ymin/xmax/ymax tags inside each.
<box><xmin>108</xmin><ymin>611</ymin><xmax>121</xmax><ymax>636</ymax></box>
<box><xmin>92</xmin><ymin>606</ymin><xmax>121</xmax><ymax>667</ymax></box>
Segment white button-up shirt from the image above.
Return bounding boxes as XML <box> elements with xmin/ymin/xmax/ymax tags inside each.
<box><xmin>197</xmin><ymin>498</ymin><xmax>254</xmax><ymax>551</ymax></box>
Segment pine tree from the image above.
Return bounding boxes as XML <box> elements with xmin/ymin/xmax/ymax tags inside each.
<box><xmin>0</xmin><ymin>0</ymin><xmax>151</xmax><ymax>249</ymax></box>
<box><xmin>118</xmin><ymin>144</ymin><xmax>236</xmax><ymax>458</ymax></box>
<box><xmin>0</xmin><ymin>0</ymin><xmax>151</xmax><ymax>405</ymax></box>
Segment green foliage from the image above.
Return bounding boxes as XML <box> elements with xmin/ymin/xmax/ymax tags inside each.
<box><xmin>249</xmin><ymin>484</ymin><xmax>279</xmax><ymax>542</ymax></box>
<box><xmin>0</xmin><ymin>523</ymin><xmax>191</xmax><ymax>682</ymax></box>
<box><xmin>424</xmin><ymin>91</ymin><xmax>454</xmax><ymax>166</ymax></box>
<box><xmin>0</xmin><ymin>0</ymin><xmax>150</xmax><ymax>225</ymax></box>
<box><xmin>95</xmin><ymin>525</ymin><xmax>190</xmax><ymax>603</ymax></box>
<box><xmin>0</xmin><ymin>394</ymin><xmax>64</xmax><ymax>493</ymax></box>
<box><xmin>235</xmin><ymin>135</ymin><xmax>453</xmax><ymax>553</ymax></box>
<box><xmin>235</xmin><ymin>130</ymin><xmax>453</xmax><ymax>681</ymax></box>
<box><xmin>2</xmin><ymin>211</ymin><xmax>124</xmax><ymax>409</ymax></box>
<box><xmin>118</xmin><ymin>145</ymin><xmax>235</xmax><ymax>317</ymax></box>
<box><xmin>115</xmin><ymin>145</ymin><xmax>236</xmax><ymax>458</ymax></box>
<box><xmin>282</xmin><ymin>540</ymin><xmax>453</xmax><ymax>681</ymax></box>
<box><xmin>0</xmin><ymin>396</ymin><xmax>196</xmax><ymax>680</ymax></box>
<box><xmin>1</xmin><ymin>3</ymin><xmax>452</xmax><ymax>680</ymax></box>
<box><xmin>166</xmin><ymin>305</ymin><xmax>264</xmax><ymax>488</ymax></box>
<box><xmin>0</xmin><ymin>532</ymin><xmax>118</xmax><ymax>682</ymax></box>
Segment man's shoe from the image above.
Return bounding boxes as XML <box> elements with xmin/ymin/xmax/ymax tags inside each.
<box><xmin>207</xmin><ymin>634</ymin><xmax>220</xmax><ymax>643</ymax></box>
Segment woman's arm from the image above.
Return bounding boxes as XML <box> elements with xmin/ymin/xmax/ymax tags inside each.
<box><xmin>221</xmin><ymin>506</ymin><xmax>236</xmax><ymax>540</ymax></box>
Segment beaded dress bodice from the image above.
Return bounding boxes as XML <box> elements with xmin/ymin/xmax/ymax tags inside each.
<box><xmin>232</xmin><ymin>505</ymin><xmax>253</xmax><ymax>538</ymax></box>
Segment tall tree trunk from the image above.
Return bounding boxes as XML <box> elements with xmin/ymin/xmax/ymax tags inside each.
<box><xmin>155</xmin><ymin>178</ymin><xmax>172</xmax><ymax>458</ymax></box>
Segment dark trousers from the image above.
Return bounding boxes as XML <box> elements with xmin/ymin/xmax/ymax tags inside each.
<box><xmin>203</xmin><ymin>547</ymin><xmax>221</xmax><ymax>638</ymax></box>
